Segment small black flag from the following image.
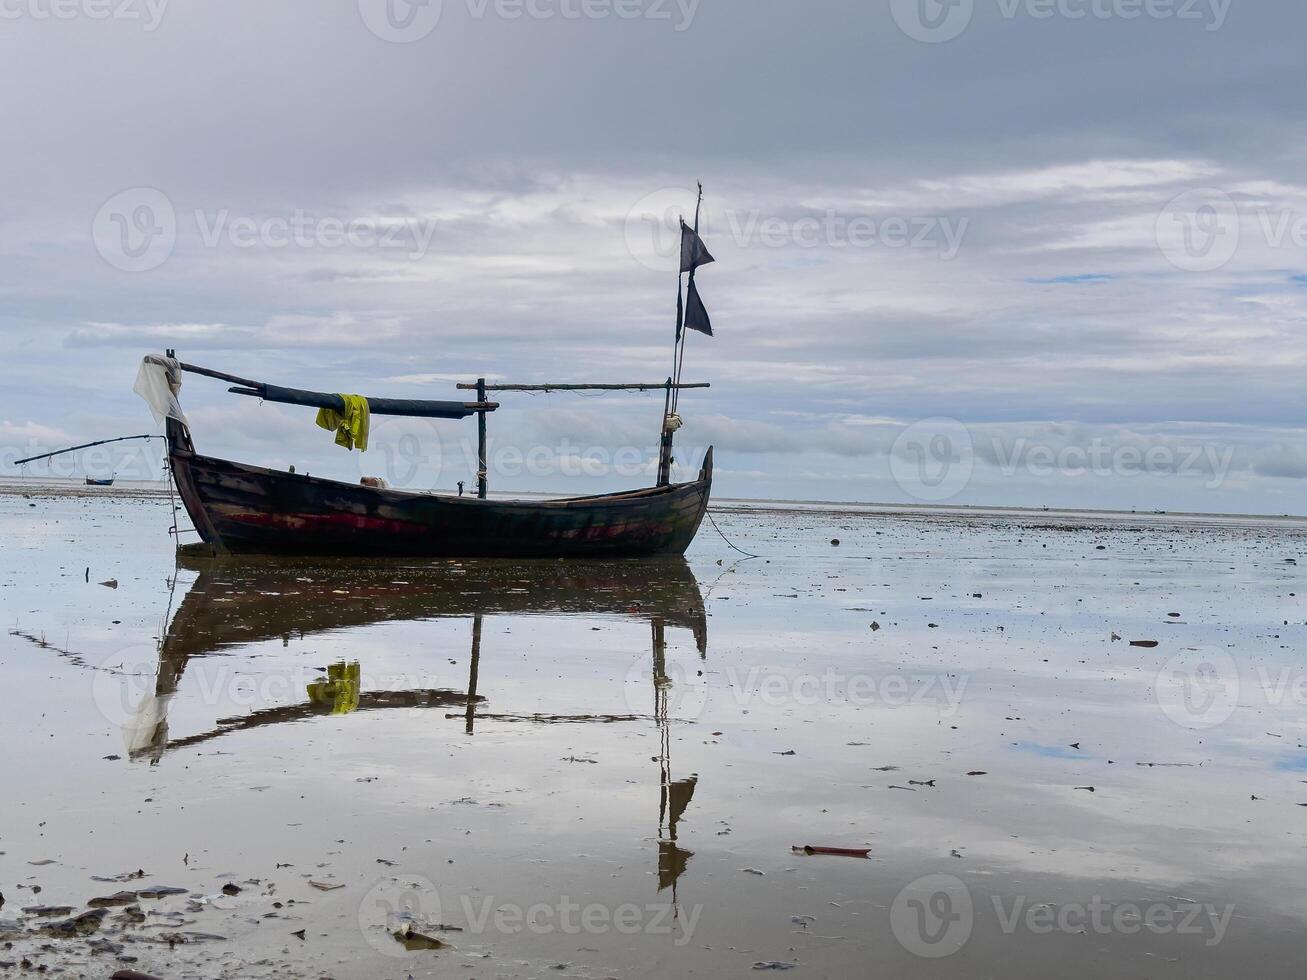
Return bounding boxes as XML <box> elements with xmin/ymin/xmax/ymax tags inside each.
<box><xmin>683</xmin><ymin>278</ymin><xmax>712</xmax><ymax>336</ymax></box>
<box><xmin>680</xmin><ymin>220</ymin><xmax>715</xmax><ymax>274</ymax></box>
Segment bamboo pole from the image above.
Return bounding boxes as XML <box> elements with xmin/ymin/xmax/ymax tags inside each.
<box><xmin>14</xmin><ymin>434</ymin><xmax>160</xmax><ymax>467</ymax></box>
<box><xmin>657</xmin><ymin>376</ymin><xmax>675</xmax><ymax>486</ymax></box>
<box><xmin>465</xmin><ymin>612</ymin><xmax>482</xmax><ymax>735</ymax></box>
<box><xmin>476</xmin><ymin>378</ymin><xmax>488</xmax><ymax>499</ymax></box>
<box><xmin>456</xmin><ymin>382</ymin><xmax>709</xmax><ymax>392</ymax></box>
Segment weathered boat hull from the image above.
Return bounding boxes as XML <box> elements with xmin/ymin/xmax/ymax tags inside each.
<box><xmin>167</xmin><ymin>428</ymin><xmax>712</xmax><ymax>558</ymax></box>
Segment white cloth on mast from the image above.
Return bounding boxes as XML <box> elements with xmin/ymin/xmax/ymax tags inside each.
<box><xmin>133</xmin><ymin>355</ymin><xmax>187</xmax><ymax>425</ymax></box>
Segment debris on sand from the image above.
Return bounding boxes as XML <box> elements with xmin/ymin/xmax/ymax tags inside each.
<box><xmin>91</xmin><ymin>870</ymin><xmax>147</xmax><ymax>883</ymax></box>
<box><xmin>88</xmin><ymin>891</ymin><xmax>139</xmax><ymax>908</ymax></box>
<box><xmin>43</xmin><ymin>908</ymin><xmax>108</xmax><ymax>937</ymax></box>
<box><xmin>394</xmin><ymin>922</ymin><xmax>451</xmax><ymax>951</ymax></box>
<box><xmin>791</xmin><ymin>845</ymin><xmax>870</xmax><ymax>858</ymax></box>
<box><xmin>137</xmin><ymin>886</ymin><xmax>188</xmax><ymax>899</ymax></box>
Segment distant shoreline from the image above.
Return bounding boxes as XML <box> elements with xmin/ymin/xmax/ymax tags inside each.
<box><xmin>3</xmin><ymin>475</ymin><xmax>1304</xmax><ymax>527</ymax></box>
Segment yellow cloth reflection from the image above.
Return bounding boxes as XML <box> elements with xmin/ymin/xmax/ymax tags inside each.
<box><xmin>307</xmin><ymin>661</ymin><xmax>361</xmax><ymax>715</ymax></box>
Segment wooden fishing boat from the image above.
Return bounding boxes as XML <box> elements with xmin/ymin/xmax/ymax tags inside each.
<box><xmin>85</xmin><ymin>477</ymin><xmax>115</xmax><ymax>487</ymax></box>
<box><xmin>141</xmin><ymin>189</ymin><xmax>721</xmax><ymax>559</ymax></box>
<box><xmin>164</xmin><ymin>392</ymin><xmax>712</xmax><ymax>558</ymax></box>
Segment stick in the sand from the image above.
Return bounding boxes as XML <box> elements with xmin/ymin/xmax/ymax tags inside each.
<box><xmin>791</xmin><ymin>845</ymin><xmax>872</xmax><ymax>858</ymax></box>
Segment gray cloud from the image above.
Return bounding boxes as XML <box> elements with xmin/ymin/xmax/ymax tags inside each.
<box><xmin>4</xmin><ymin>1</ymin><xmax>1307</xmax><ymax>513</ymax></box>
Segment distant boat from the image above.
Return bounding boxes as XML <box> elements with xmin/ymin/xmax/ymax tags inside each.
<box><xmin>85</xmin><ymin>477</ymin><xmax>114</xmax><ymax>487</ymax></box>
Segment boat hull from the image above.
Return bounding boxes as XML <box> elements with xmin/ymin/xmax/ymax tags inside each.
<box><xmin>167</xmin><ymin>439</ymin><xmax>713</xmax><ymax>558</ymax></box>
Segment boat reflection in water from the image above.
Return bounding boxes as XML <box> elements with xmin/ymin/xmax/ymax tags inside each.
<box><xmin>132</xmin><ymin>553</ymin><xmax>709</xmax><ymax>896</ymax></box>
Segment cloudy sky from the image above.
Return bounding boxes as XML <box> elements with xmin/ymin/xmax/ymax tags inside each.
<box><xmin>3</xmin><ymin>0</ymin><xmax>1307</xmax><ymax>513</ymax></box>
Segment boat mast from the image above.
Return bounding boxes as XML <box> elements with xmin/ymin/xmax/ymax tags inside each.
<box><xmin>657</xmin><ymin>183</ymin><xmax>704</xmax><ymax>487</ymax></box>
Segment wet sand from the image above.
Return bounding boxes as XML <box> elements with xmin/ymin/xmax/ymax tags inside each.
<box><xmin>2</xmin><ymin>488</ymin><xmax>1307</xmax><ymax>977</ymax></box>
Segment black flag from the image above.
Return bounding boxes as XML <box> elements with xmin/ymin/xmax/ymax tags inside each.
<box><xmin>683</xmin><ymin>278</ymin><xmax>712</xmax><ymax>336</ymax></box>
<box><xmin>680</xmin><ymin>220</ymin><xmax>715</xmax><ymax>274</ymax></box>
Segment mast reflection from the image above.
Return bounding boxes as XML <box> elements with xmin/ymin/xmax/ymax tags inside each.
<box><xmin>130</xmin><ymin>555</ymin><xmax>709</xmax><ymax>899</ymax></box>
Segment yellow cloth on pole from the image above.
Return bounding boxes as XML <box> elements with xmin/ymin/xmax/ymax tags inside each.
<box><xmin>315</xmin><ymin>394</ymin><xmax>370</xmax><ymax>452</ymax></box>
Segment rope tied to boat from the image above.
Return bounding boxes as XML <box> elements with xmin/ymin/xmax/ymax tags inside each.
<box><xmin>704</xmin><ymin>509</ymin><xmax>763</xmax><ymax>559</ymax></box>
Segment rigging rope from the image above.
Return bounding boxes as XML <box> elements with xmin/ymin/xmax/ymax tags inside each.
<box><xmin>704</xmin><ymin>509</ymin><xmax>763</xmax><ymax>560</ymax></box>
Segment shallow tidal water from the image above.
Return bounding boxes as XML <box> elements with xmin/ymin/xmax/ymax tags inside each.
<box><xmin>3</xmin><ymin>487</ymin><xmax>1307</xmax><ymax>978</ymax></box>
